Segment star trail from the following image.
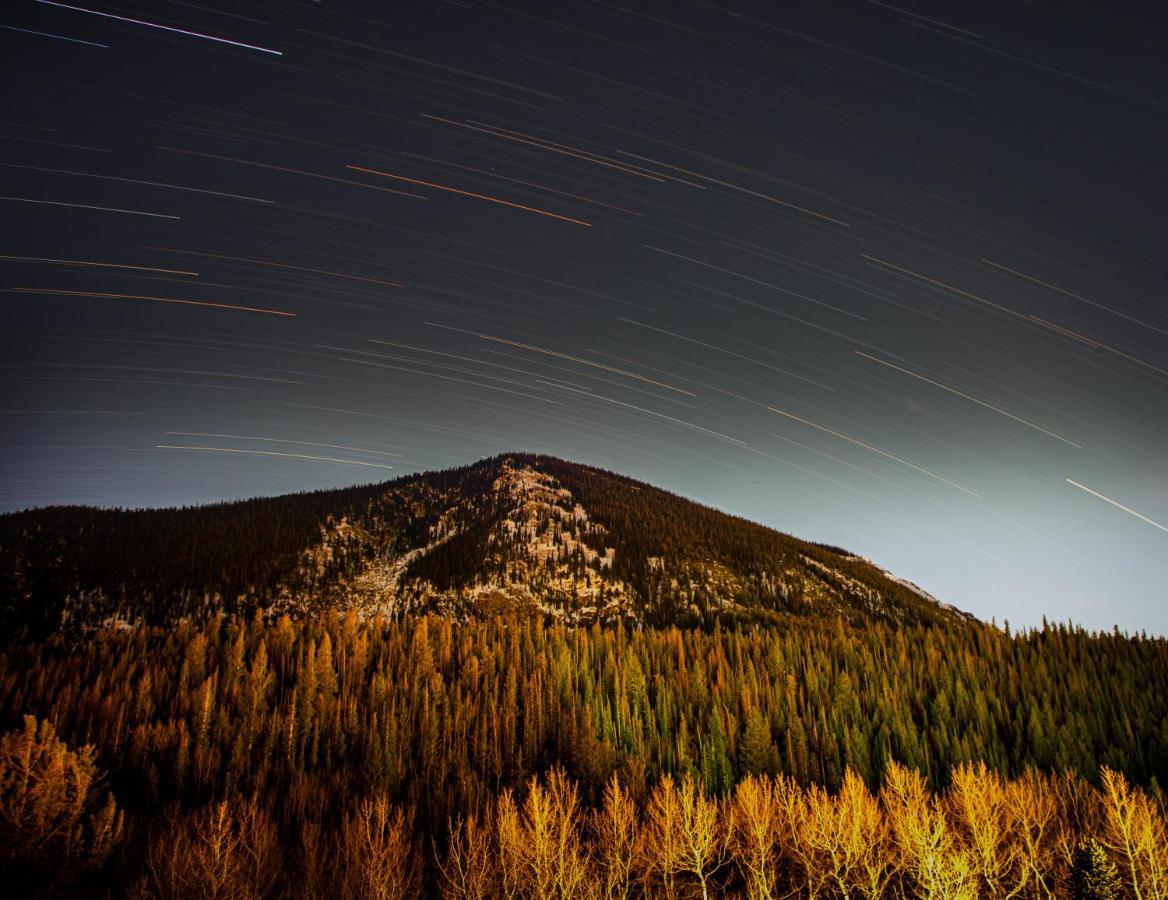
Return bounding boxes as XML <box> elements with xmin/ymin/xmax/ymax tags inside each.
<box><xmin>1</xmin><ymin>1</ymin><xmax>1166</xmax><ymax>632</ymax></box>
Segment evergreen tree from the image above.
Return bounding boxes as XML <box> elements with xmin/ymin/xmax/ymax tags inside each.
<box><xmin>738</xmin><ymin>708</ymin><xmax>775</xmax><ymax>777</ymax></box>
<box><xmin>1070</xmin><ymin>839</ymin><xmax>1122</xmax><ymax>900</ymax></box>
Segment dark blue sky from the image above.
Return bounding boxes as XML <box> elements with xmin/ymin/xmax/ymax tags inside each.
<box><xmin>2</xmin><ymin>0</ymin><xmax>1166</xmax><ymax>632</ymax></box>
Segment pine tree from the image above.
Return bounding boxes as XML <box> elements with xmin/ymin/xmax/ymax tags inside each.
<box><xmin>702</xmin><ymin>710</ymin><xmax>734</xmax><ymax>797</ymax></box>
<box><xmin>1070</xmin><ymin>840</ymin><xmax>1122</xmax><ymax>900</ymax></box>
<box><xmin>739</xmin><ymin>708</ymin><xmax>775</xmax><ymax>777</ymax></box>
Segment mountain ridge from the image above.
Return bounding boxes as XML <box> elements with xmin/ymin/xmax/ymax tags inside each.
<box><xmin>0</xmin><ymin>453</ymin><xmax>975</xmax><ymax>633</ymax></box>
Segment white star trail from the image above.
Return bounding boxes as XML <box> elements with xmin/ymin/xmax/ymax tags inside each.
<box><xmin>1065</xmin><ymin>480</ymin><xmax>1168</xmax><ymax>535</ymax></box>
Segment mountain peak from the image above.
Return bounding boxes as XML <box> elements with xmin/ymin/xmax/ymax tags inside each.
<box><xmin>0</xmin><ymin>453</ymin><xmax>975</xmax><ymax>632</ymax></box>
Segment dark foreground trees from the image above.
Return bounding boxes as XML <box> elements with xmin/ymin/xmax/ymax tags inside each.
<box><xmin>0</xmin><ymin>612</ymin><xmax>1165</xmax><ymax>896</ymax></box>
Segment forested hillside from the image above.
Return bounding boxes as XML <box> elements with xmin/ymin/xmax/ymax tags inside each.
<box><xmin>1</xmin><ymin>613</ymin><xmax>1165</xmax><ymax>896</ymax></box>
<box><xmin>0</xmin><ymin>455</ymin><xmax>970</xmax><ymax>632</ymax></box>
<box><xmin>3</xmin><ymin>457</ymin><xmax>1164</xmax><ymax>896</ymax></box>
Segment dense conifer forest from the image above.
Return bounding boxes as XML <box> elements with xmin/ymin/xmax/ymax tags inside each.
<box><xmin>1</xmin><ymin>613</ymin><xmax>1165</xmax><ymax>897</ymax></box>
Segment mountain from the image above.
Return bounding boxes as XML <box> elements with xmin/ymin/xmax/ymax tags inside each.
<box><xmin>0</xmin><ymin>454</ymin><xmax>973</xmax><ymax>633</ymax></box>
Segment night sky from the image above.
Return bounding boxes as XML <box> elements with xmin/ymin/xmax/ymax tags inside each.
<box><xmin>2</xmin><ymin>1</ymin><xmax>1166</xmax><ymax>633</ymax></box>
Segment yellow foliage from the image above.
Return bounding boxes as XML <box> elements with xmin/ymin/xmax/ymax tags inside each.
<box><xmin>1100</xmin><ymin>767</ymin><xmax>1168</xmax><ymax>900</ymax></box>
<box><xmin>882</xmin><ymin>762</ymin><xmax>978</xmax><ymax>900</ymax></box>
<box><xmin>592</xmin><ymin>775</ymin><xmax>639</xmax><ymax>900</ymax></box>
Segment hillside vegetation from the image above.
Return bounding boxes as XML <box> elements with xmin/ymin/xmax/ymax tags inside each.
<box><xmin>0</xmin><ymin>455</ymin><xmax>968</xmax><ymax>633</ymax></box>
<box><xmin>1</xmin><ymin>613</ymin><xmax>1165</xmax><ymax>896</ymax></box>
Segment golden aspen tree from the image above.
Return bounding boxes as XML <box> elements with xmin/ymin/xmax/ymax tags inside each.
<box><xmin>145</xmin><ymin>806</ymin><xmax>237</xmax><ymax>900</ymax></box>
<box><xmin>676</xmin><ymin>774</ymin><xmax>727</xmax><ymax>900</ymax></box>
<box><xmin>1005</xmin><ymin>769</ymin><xmax>1064</xmax><ymax>898</ymax></box>
<box><xmin>771</xmin><ymin>767</ymin><xmax>811</xmax><ymax>882</ymax></box>
<box><xmin>947</xmin><ymin>762</ymin><xmax>1026</xmax><ymax>898</ymax></box>
<box><xmin>790</xmin><ymin>782</ymin><xmax>849</xmax><ymax>899</ymax></box>
<box><xmin>521</xmin><ymin>768</ymin><xmax>592</xmax><ymax>900</ymax></box>
<box><xmin>231</xmin><ymin>797</ymin><xmax>281</xmax><ymax>899</ymax></box>
<box><xmin>145</xmin><ymin>797</ymin><xmax>279</xmax><ymax>900</ymax></box>
<box><xmin>881</xmin><ymin>762</ymin><xmax>977</xmax><ymax>900</ymax></box>
<box><xmin>643</xmin><ymin>774</ymin><xmax>686</xmax><ymax>899</ymax></box>
<box><xmin>730</xmin><ymin>774</ymin><xmax>785</xmax><ymax>900</ymax></box>
<box><xmin>783</xmin><ymin>770</ymin><xmax>890</xmax><ymax>900</ymax></box>
<box><xmin>495</xmin><ymin>789</ymin><xmax>528</xmax><ymax>900</ymax></box>
<box><xmin>1052</xmin><ymin>770</ymin><xmax>1105</xmax><ymax>863</ymax></box>
<box><xmin>828</xmin><ymin>770</ymin><xmax>890</xmax><ymax>899</ymax></box>
<box><xmin>592</xmin><ymin>775</ymin><xmax>639</xmax><ymax>900</ymax></box>
<box><xmin>338</xmin><ymin>796</ymin><xmax>421</xmax><ymax>900</ymax></box>
<box><xmin>438</xmin><ymin>814</ymin><xmax>493</xmax><ymax>900</ymax></box>
<box><xmin>1099</xmin><ymin>767</ymin><xmax>1168</xmax><ymax>900</ymax></box>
